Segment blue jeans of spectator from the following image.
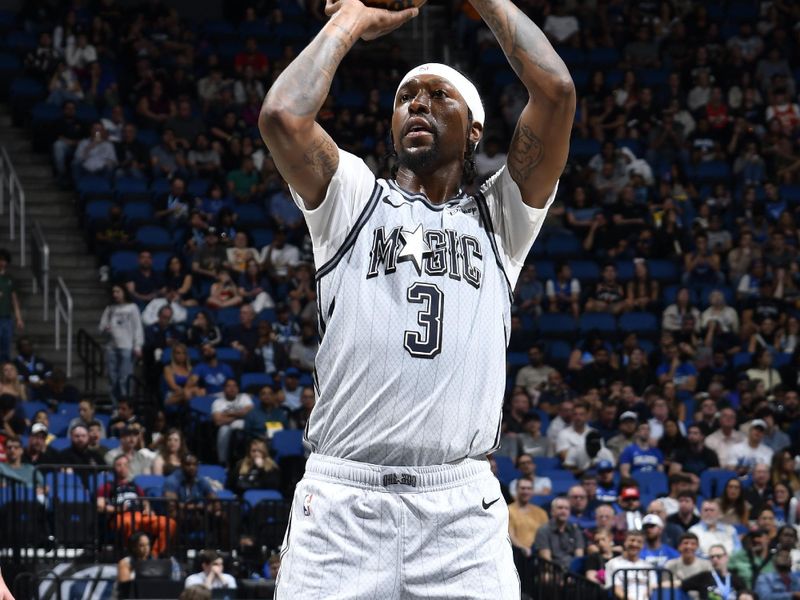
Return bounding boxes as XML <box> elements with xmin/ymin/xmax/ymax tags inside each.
<box><xmin>0</xmin><ymin>317</ymin><xmax>13</xmax><ymax>362</ymax></box>
<box><xmin>107</xmin><ymin>347</ymin><xmax>134</xmax><ymax>404</ymax></box>
<box><xmin>217</xmin><ymin>423</ymin><xmax>237</xmax><ymax>465</ymax></box>
<box><xmin>52</xmin><ymin>139</ymin><xmax>76</xmax><ymax>178</ymax></box>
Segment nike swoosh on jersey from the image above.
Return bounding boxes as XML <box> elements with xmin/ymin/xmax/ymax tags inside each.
<box><xmin>482</xmin><ymin>497</ymin><xmax>501</xmax><ymax>510</ymax></box>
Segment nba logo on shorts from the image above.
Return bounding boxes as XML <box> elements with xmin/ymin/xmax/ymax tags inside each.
<box><xmin>303</xmin><ymin>494</ymin><xmax>313</xmax><ymax>516</ymax></box>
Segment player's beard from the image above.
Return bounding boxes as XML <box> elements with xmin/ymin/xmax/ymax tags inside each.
<box><xmin>396</xmin><ymin>135</ymin><xmax>441</xmax><ymax>173</ymax></box>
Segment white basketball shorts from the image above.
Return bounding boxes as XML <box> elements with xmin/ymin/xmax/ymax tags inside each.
<box><xmin>274</xmin><ymin>453</ymin><xmax>520</xmax><ymax>600</ymax></box>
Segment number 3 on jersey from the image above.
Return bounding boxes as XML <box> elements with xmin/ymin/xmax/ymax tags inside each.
<box><xmin>404</xmin><ymin>282</ymin><xmax>443</xmax><ymax>358</ymax></box>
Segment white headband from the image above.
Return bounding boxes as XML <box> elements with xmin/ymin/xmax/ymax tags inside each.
<box><xmin>396</xmin><ymin>63</ymin><xmax>484</xmax><ymax>126</ymax></box>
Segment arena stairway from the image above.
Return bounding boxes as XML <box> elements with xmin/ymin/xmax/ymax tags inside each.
<box><xmin>0</xmin><ymin>104</ymin><xmax>110</xmax><ymax>398</ymax></box>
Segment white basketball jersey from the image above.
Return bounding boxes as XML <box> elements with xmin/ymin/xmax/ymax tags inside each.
<box><xmin>291</xmin><ymin>150</ymin><xmax>555</xmax><ymax>466</ymax></box>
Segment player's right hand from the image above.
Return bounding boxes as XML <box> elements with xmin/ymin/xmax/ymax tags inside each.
<box><xmin>325</xmin><ymin>0</ymin><xmax>423</xmax><ymax>42</ymax></box>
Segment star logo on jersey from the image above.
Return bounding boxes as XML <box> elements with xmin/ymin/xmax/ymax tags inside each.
<box><xmin>398</xmin><ymin>224</ymin><xmax>432</xmax><ymax>275</ymax></box>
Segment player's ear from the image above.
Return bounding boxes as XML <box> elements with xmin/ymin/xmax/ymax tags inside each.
<box><xmin>469</xmin><ymin>122</ymin><xmax>482</xmax><ymax>148</ymax></box>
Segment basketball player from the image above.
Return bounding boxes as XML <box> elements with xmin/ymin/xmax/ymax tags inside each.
<box><xmin>259</xmin><ymin>0</ymin><xmax>575</xmax><ymax>597</ymax></box>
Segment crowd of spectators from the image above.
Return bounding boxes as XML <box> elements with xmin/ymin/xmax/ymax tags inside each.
<box><xmin>0</xmin><ymin>0</ymin><xmax>800</xmax><ymax>596</ymax></box>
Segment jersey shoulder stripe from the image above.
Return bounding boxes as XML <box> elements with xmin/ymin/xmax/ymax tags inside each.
<box><xmin>474</xmin><ymin>190</ymin><xmax>514</xmax><ymax>303</ymax></box>
<box><xmin>314</xmin><ymin>180</ymin><xmax>383</xmax><ymax>281</ymax></box>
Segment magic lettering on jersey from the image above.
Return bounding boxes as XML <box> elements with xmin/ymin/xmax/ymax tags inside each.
<box><xmin>366</xmin><ymin>224</ymin><xmax>483</xmax><ymax>288</ymax></box>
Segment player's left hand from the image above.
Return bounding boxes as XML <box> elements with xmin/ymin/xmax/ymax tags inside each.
<box><xmin>325</xmin><ymin>0</ymin><xmax>423</xmax><ymax>41</ymax></box>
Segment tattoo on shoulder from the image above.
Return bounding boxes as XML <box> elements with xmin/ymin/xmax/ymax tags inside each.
<box><xmin>508</xmin><ymin>124</ymin><xmax>544</xmax><ymax>183</ymax></box>
<box><xmin>302</xmin><ymin>136</ymin><xmax>338</xmax><ymax>179</ymax></box>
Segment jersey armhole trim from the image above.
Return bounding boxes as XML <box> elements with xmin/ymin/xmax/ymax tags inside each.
<box><xmin>314</xmin><ymin>181</ymin><xmax>383</xmax><ymax>281</ymax></box>
<box><xmin>474</xmin><ymin>191</ymin><xmax>514</xmax><ymax>304</ymax></box>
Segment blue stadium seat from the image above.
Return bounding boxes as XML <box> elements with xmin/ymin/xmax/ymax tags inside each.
<box><xmin>338</xmin><ymin>89</ymin><xmax>366</xmax><ymax>110</ymax></box>
<box><xmin>699</xmin><ymin>469</ymin><xmax>738</xmax><ymax>500</ymax></box>
<box><xmin>76</xmin><ymin>175</ymin><xmax>113</xmax><ymax>197</ymax></box>
<box><xmin>578</xmin><ymin>312</ymin><xmax>616</xmax><ymax>336</ymax></box>
<box><xmin>271</xmin><ymin>429</ymin><xmax>305</xmax><ymax>460</ymax></box>
<box><xmin>774</xmin><ymin>353</ymin><xmax>791</xmax><ymax>369</ymax></box>
<box><xmin>31</xmin><ymin>102</ymin><xmax>60</xmax><ymax>125</ymax></box>
<box><xmin>508</xmin><ymin>352</ymin><xmax>528</xmax><ymax>369</ymax></box>
<box><xmin>49</xmin><ymin>437</ymin><xmax>71</xmax><ymax>452</ymax></box>
<box><xmin>189</xmin><ymin>396</ymin><xmax>216</xmax><ymax>422</ymax></box>
<box><xmin>569</xmin><ymin>260</ymin><xmax>600</xmax><ymax>283</ymax></box>
<box><xmin>546</xmin><ymin>341</ymin><xmax>572</xmax><ymax>366</ymax></box>
<box><xmin>532</xmin><ymin>494</ymin><xmax>554</xmax><ymax>508</ymax></box>
<box><xmin>187</xmin><ymin>179</ymin><xmax>211</xmax><ymax>198</ymax></box>
<box><xmin>779</xmin><ymin>185</ymin><xmax>800</xmax><ymax>204</ymax></box>
<box><xmin>109</xmin><ymin>251</ymin><xmax>139</xmax><ymax>276</ymax></box>
<box><xmin>614</xmin><ymin>260</ymin><xmax>635</xmax><ymax>283</ymax></box>
<box><xmin>633</xmin><ymin>471</ymin><xmax>668</xmax><ymax>497</ymax></box>
<box><xmin>216</xmin><ymin>308</ymin><xmax>242</xmax><ymax>327</ymax></box>
<box><xmin>494</xmin><ymin>455</ymin><xmax>520</xmax><ymax>486</ymax></box>
<box><xmin>234</xmin><ymin>204</ymin><xmax>269</xmax><ymax>227</ymax></box>
<box><xmin>570</xmin><ymin>138</ymin><xmax>600</xmax><ymax>161</ymax></box>
<box><xmin>48</xmin><ymin>414</ymin><xmax>70</xmax><ymax>437</ymax></box>
<box><xmin>57</xmin><ymin>403</ymin><xmax>80</xmax><ymax>420</ymax></box>
<box><xmin>243</xmin><ymin>489</ymin><xmax>283</xmax><ymax>508</ymax></box>
<box><xmin>249</xmin><ymin>228</ymin><xmax>274</xmax><ymax>249</ymax></box>
<box><xmin>161</xmin><ymin>346</ymin><xmax>201</xmax><ymax>364</ymax></box>
<box><xmin>44</xmin><ymin>471</ymin><xmax>82</xmax><ymax>491</ymax></box>
<box><xmin>104</xmin><ymin>437</ymin><xmax>120</xmax><ymax>450</ymax></box>
<box><xmin>198</xmin><ymin>464</ymin><xmax>226</xmax><ymax>484</ymax></box>
<box><xmin>9</xmin><ymin>77</ymin><xmax>44</xmax><ymax>100</ymax></box>
<box><xmin>534</xmin><ymin>457</ymin><xmax>561</xmax><ymax>471</ymax></box>
<box><xmin>648</xmin><ymin>260</ymin><xmax>679</xmax><ymax>283</ymax></box>
<box><xmin>122</xmin><ymin>202</ymin><xmax>154</xmax><ymax>225</ymax></box>
<box><xmin>618</xmin><ymin>312</ymin><xmax>659</xmax><ymax>338</ymax></box>
<box><xmin>695</xmin><ymin>161</ymin><xmax>730</xmax><ymax>184</ymax></box>
<box><xmin>133</xmin><ymin>475</ymin><xmax>165</xmax><ymax>497</ymax></box>
<box><xmin>216</xmin><ymin>347</ymin><xmax>242</xmax><ymax>364</ymax></box>
<box><xmin>533</xmin><ymin>260</ymin><xmax>555</xmax><ymax>282</ymax></box>
<box><xmin>135</xmin><ymin>225</ymin><xmax>173</xmax><ymax>249</ymax></box>
<box><xmin>241</xmin><ymin>372</ymin><xmax>273</xmax><ymax>391</ymax></box>
<box><xmin>732</xmin><ymin>352</ymin><xmax>752</xmax><ymax>370</ymax></box>
<box><xmin>152</xmin><ymin>251</ymin><xmax>171</xmax><ymax>272</ymax></box>
<box><xmin>85</xmin><ymin>199</ymin><xmax>114</xmax><ymax>224</ymax></box>
<box><xmin>587</xmin><ymin>47</ymin><xmax>620</xmax><ymax>67</ymax></box>
<box><xmin>150</xmin><ymin>177</ymin><xmax>171</xmax><ymax>196</ymax></box>
<box><xmin>537</xmin><ymin>313</ymin><xmax>576</xmax><ymax>339</ymax></box>
<box><xmin>5</xmin><ymin>31</ymin><xmax>37</xmax><ymax>53</ymax></box>
<box><xmin>19</xmin><ymin>401</ymin><xmax>47</xmax><ymax>420</ymax></box>
<box><xmin>115</xmin><ymin>176</ymin><xmax>149</xmax><ymax>196</ymax></box>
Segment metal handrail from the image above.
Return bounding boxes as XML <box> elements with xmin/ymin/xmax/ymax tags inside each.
<box><xmin>54</xmin><ymin>276</ymin><xmax>73</xmax><ymax>377</ymax></box>
<box><xmin>30</xmin><ymin>221</ymin><xmax>49</xmax><ymax>320</ymax></box>
<box><xmin>77</xmin><ymin>328</ymin><xmax>104</xmax><ymax>399</ymax></box>
<box><xmin>0</xmin><ymin>146</ymin><xmax>26</xmax><ymax>266</ymax></box>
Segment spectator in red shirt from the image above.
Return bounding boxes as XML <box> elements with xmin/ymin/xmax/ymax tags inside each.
<box><xmin>234</xmin><ymin>38</ymin><xmax>268</xmax><ymax>78</ymax></box>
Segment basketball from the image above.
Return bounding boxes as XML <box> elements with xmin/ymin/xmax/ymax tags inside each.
<box><xmin>361</xmin><ymin>0</ymin><xmax>426</xmax><ymax>10</ymax></box>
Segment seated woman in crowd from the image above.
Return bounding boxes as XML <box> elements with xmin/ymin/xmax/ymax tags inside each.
<box><xmin>117</xmin><ymin>532</ymin><xmax>155</xmax><ymax>599</ymax></box>
<box><xmin>206</xmin><ymin>269</ymin><xmax>242</xmax><ymax>310</ymax></box>
<box><xmin>0</xmin><ymin>362</ymin><xmax>27</xmax><ymax>401</ymax></box>
<box><xmin>164</xmin><ymin>255</ymin><xmax>196</xmax><ymax>307</ymax></box>
<box><xmin>185</xmin><ymin>311</ymin><xmax>221</xmax><ymax>348</ymax></box>
<box><xmin>152</xmin><ymin>428</ymin><xmax>189</xmax><ymax>477</ymax></box>
<box><xmin>226</xmin><ymin>231</ymin><xmax>258</xmax><ymax>274</ymax></box>
<box><xmin>626</xmin><ymin>258</ymin><xmax>659</xmax><ymax>312</ymax></box>
<box><xmin>238</xmin><ymin>258</ymin><xmax>274</xmax><ymax>314</ymax></box>
<box><xmin>771</xmin><ymin>482</ymin><xmax>799</xmax><ymax>527</ymax></box>
<box><xmin>717</xmin><ymin>477</ymin><xmax>750</xmax><ymax>527</ymax></box>
<box><xmin>163</xmin><ymin>344</ymin><xmax>199</xmax><ymax>409</ymax></box>
<box><xmin>662</xmin><ymin>287</ymin><xmax>700</xmax><ymax>334</ymax></box>
<box><xmin>226</xmin><ymin>438</ymin><xmax>281</xmax><ymax>496</ymax></box>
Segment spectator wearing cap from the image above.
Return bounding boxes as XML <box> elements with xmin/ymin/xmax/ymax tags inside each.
<box><xmin>595</xmin><ymin>461</ymin><xmax>617</xmax><ymax>503</ymax></box>
<box><xmin>104</xmin><ymin>425</ymin><xmax>155</xmax><ymax>477</ymax></box>
<box><xmin>211</xmin><ymin>378</ymin><xmax>253</xmax><ymax>465</ymax></box>
<box><xmin>665</xmin><ymin>532</ymin><xmax>711</xmax><ymax>586</ymax></box>
<box><xmin>725</xmin><ymin>420</ymin><xmax>774</xmax><ymax>476</ymax></box>
<box><xmin>615</xmin><ymin>486</ymin><xmax>645</xmax><ymax>534</ymax></box>
<box><xmin>509</xmin><ymin>454</ymin><xmax>551</xmax><ymax>500</ymax></box>
<box><xmin>619</xmin><ymin>422</ymin><xmax>664</xmax><ymax>478</ymax></box>
<box><xmin>705</xmin><ymin>407</ymin><xmax>746</xmax><ymax>467</ymax></box>
<box><xmin>24</xmin><ymin>423</ymin><xmax>59</xmax><ymax>465</ymax></box>
<box><xmin>647</xmin><ymin>499</ymin><xmax>685</xmax><ymax>549</ymax></box>
<box><xmin>607</xmin><ymin>411</ymin><xmax>639</xmax><ymax>460</ymax></box>
<box><xmin>689</xmin><ymin>500</ymin><xmax>742</xmax><ymax>558</ymax></box>
<box><xmin>729</xmin><ymin>528</ymin><xmax>775</xmax><ymax>590</ymax></box>
<box><xmin>534</xmin><ymin>496</ymin><xmax>585</xmax><ymax>570</ymax></box>
<box><xmin>670</xmin><ymin>424</ymin><xmax>720</xmax><ymax>486</ymax></box>
<box><xmin>640</xmin><ymin>513</ymin><xmax>680</xmax><ymax>568</ymax></box>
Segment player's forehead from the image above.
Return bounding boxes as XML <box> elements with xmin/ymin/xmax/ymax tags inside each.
<box><xmin>396</xmin><ymin>75</ymin><xmax>465</xmax><ymax>101</ymax></box>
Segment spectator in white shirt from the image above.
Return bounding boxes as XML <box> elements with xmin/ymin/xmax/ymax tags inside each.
<box><xmin>184</xmin><ymin>550</ymin><xmax>237</xmax><ymax>590</ymax></box>
<box><xmin>543</xmin><ymin>4</ymin><xmax>580</xmax><ymax>45</ymax></box>
<box><xmin>705</xmin><ymin>407</ymin><xmax>745</xmax><ymax>468</ymax></box>
<box><xmin>556</xmin><ymin>402</ymin><xmax>593</xmax><ymax>462</ymax></box>
<box><xmin>689</xmin><ymin>499</ymin><xmax>742</xmax><ymax>558</ymax></box>
<box><xmin>606</xmin><ymin>530</ymin><xmax>656</xmax><ymax>600</ymax></box>
<box><xmin>724</xmin><ymin>420</ymin><xmax>773</xmax><ymax>475</ymax></box>
<box><xmin>65</xmin><ymin>33</ymin><xmax>97</xmax><ymax>73</ymax></box>
<box><xmin>211</xmin><ymin>378</ymin><xmax>253</xmax><ymax>465</ymax></box>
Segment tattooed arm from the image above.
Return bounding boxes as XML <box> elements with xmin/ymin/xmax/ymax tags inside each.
<box><xmin>259</xmin><ymin>0</ymin><xmax>419</xmax><ymax>209</ymax></box>
<box><xmin>469</xmin><ymin>0</ymin><xmax>575</xmax><ymax>208</ymax></box>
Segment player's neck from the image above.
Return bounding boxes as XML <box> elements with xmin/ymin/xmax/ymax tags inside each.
<box><xmin>394</xmin><ymin>164</ymin><xmax>463</xmax><ymax>204</ymax></box>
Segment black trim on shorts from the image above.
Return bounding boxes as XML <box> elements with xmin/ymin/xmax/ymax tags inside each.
<box><xmin>314</xmin><ymin>181</ymin><xmax>383</xmax><ymax>281</ymax></box>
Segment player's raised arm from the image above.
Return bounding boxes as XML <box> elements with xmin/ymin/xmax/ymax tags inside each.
<box><xmin>469</xmin><ymin>0</ymin><xmax>576</xmax><ymax>208</ymax></box>
<box><xmin>258</xmin><ymin>0</ymin><xmax>420</xmax><ymax>209</ymax></box>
